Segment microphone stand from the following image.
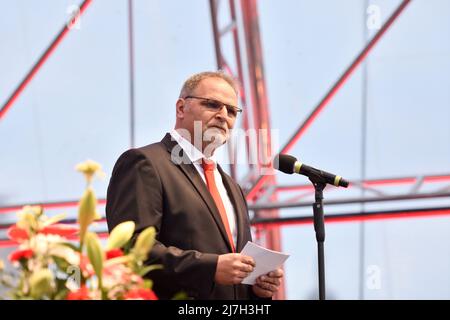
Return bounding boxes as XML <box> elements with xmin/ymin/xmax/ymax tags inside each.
<box><xmin>309</xmin><ymin>176</ymin><xmax>327</xmax><ymax>300</ymax></box>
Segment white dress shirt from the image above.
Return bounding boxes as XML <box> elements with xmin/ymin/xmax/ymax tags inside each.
<box><xmin>170</xmin><ymin>130</ymin><xmax>237</xmax><ymax>246</ymax></box>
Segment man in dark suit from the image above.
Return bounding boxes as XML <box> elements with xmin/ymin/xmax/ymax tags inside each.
<box><xmin>106</xmin><ymin>71</ymin><xmax>283</xmax><ymax>299</ymax></box>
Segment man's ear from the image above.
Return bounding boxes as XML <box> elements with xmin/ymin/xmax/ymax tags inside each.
<box><xmin>176</xmin><ymin>98</ymin><xmax>185</xmax><ymax>119</ymax></box>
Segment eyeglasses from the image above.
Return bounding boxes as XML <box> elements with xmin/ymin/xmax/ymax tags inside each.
<box><xmin>184</xmin><ymin>96</ymin><xmax>242</xmax><ymax>118</ymax></box>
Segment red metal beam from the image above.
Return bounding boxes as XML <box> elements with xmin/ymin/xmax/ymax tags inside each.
<box><xmin>2</xmin><ymin>173</ymin><xmax>449</xmax><ymax>215</ymax></box>
<box><xmin>240</xmin><ymin>0</ymin><xmax>273</xmax><ymax>171</ymax></box>
<box><xmin>0</xmin><ymin>0</ymin><xmax>93</xmax><ymax>121</ymax></box>
<box><xmin>251</xmin><ymin>207</ymin><xmax>450</xmax><ymax>229</ymax></box>
<box><xmin>250</xmin><ymin>191</ymin><xmax>450</xmax><ymax>211</ymax></box>
<box><xmin>239</xmin><ymin>0</ymin><xmax>284</xmax><ymax>299</ymax></box>
<box><xmin>209</xmin><ymin>0</ymin><xmax>224</xmax><ymax>70</ymax></box>
<box><xmin>276</xmin><ymin>174</ymin><xmax>450</xmax><ymax>193</ymax></box>
<box><xmin>2</xmin><ymin>207</ymin><xmax>449</xmax><ymax>248</ymax></box>
<box><xmin>245</xmin><ymin>0</ymin><xmax>412</xmax><ymax>201</ymax></box>
<box><xmin>0</xmin><ymin>218</ymin><xmax>108</xmax><ymax>231</ymax></box>
<box><xmin>209</xmin><ymin>0</ymin><xmax>252</xmax><ymax>180</ymax></box>
<box><xmin>0</xmin><ymin>232</ymin><xmax>109</xmax><ymax>249</ymax></box>
<box><xmin>0</xmin><ymin>199</ymin><xmax>106</xmax><ymax>215</ymax></box>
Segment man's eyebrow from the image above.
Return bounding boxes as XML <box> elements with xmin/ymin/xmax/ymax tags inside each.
<box><xmin>207</xmin><ymin>97</ymin><xmax>237</xmax><ymax>107</ymax></box>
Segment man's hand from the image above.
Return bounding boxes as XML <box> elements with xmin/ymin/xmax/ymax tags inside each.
<box><xmin>252</xmin><ymin>268</ymin><xmax>284</xmax><ymax>298</ymax></box>
<box><xmin>215</xmin><ymin>253</ymin><xmax>255</xmax><ymax>285</ymax></box>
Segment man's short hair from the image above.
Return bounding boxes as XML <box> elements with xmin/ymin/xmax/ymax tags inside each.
<box><xmin>179</xmin><ymin>71</ymin><xmax>239</xmax><ymax>98</ymax></box>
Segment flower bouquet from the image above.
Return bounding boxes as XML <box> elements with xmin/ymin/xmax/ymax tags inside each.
<box><xmin>0</xmin><ymin>160</ymin><xmax>160</xmax><ymax>300</ymax></box>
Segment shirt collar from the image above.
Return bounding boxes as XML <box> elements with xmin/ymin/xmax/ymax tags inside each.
<box><xmin>170</xmin><ymin>129</ymin><xmax>217</xmax><ymax>165</ymax></box>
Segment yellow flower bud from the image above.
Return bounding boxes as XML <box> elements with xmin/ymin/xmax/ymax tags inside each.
<box><xmin>106</xmin><ymin>221</ymin><xmax>135</xmax><ymax>250</ymax></box>
<box><xmin>76</xmin><ymin>160</ymin><xmax>105</xmax><ymax>184</ymax></box>
<box><xmin>85</xmin><ymin>232</ymin><xmax>104</xmax><ymax>283</ymax></box>
<box><xmin>17</xmin><ymin>206</ymin><xmax>42</xmax><ymax>233</ymax></box>
<box><xmin>133</xmin><ymin>226</ymin><xmax>156</xmax><ymax>261</ymax></box>
<box><xmin>78</xmin><ymin>187</ymin><xmax>98</xmax><ymax>243</ymax></box>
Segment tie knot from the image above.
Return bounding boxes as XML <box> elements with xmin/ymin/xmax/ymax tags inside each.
<box><xmin>201</xmin><ymin>159</ymin><xmax>216</xmax><ymax>172</ymax></box>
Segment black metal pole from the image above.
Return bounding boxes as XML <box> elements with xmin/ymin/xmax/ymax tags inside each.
<box><xmin>312</xmin><ymin>181</ymin><xmax>326</xmax><ymax>300</ymax></box>
<box><xmin>128</xmin><ymin>0</ymin><xmax>135</xmax><ymax>148</ymax></box>
<box><xmin>318</xmin><ymin>242</ymin><xmax>326</xmax><ymax>300</ymax></box>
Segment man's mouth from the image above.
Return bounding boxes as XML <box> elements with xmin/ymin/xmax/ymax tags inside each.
<box><xmin>210</xmin><ymin>126</ymin><xmax>227</xmax><ymax>133</ymax></box>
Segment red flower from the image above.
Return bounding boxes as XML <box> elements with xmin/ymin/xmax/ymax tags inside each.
<box><xmin>7</xmin><ymin>226</ymin><xmax>29</xmax><ymax>243</ymax></box>
<box><xmin>8</xmin><ymin>249</ymin><xmax>33</xmax><ymax>262</ymax></box>
<box><xmin>40</xmin><ymin>224</ymin><xmax>79</xmax><ymax>237</ymax></box>
<box><xmin>106</xmin><ymin>248</ymin><xmax>124</xmax><ymax>260</ymax></box>
<box><xmin>124</xmin><ymin>288</ymin><xmax>158</xmax><ymax>300</ymax></box>
<box><xmin>66</xmin><ymin>285</ymin><xmax>90</xmax><ymax>300</ymax></box>
<box><xmin>78</xmin><ymin>253</ymin><xmax>95</xmax><ymax>277</ymax></box>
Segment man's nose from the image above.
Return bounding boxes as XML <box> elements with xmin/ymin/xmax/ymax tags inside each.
<box><xmin>215</xmin><ymin>105</ymin><xmax>228</xmax><ymax>119</ymax></box>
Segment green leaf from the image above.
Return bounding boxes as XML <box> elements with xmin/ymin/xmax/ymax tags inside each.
<box><xmin>58</xmin><ymin>241</ymin><xmax>80</xmax><ymax>253</ymax></box>
<box><xmin>54</xmin><ymin>288</ymin><xmax>69</xmax><ymax>300</ymax></box>
<box><xmin>106</xmin><ymin>221</ymin><xmax>135</xmax><ymax>250</ymax></box>
<box><xmin>29</xmin><ymin>269</ymin><xmax>55</xmax><ymax>299</ymax></box>
<box><xmin>138</xmin><ymin>264</ymin><xmax>163</xmax><ymax>277</ymax></box>
<box><xmin>85</xmin><ymin>232</ymin><xmax>104</xmax><ymax>285</ymax></box>
<box><xmin>103</xmin><ymin>255</ymin><xmax>134</xmax><ymax>268</ymax></box>
<box><xmin>52</xmin><ymin>255</ymin><xmax>70</xmax><ymax>271</ymax></box>
<box><xmin>133</xmin><ymin>226</ymin><xmax>156</xmax><ymax>261</ymax></box>
<box><xmin>171</xmin><ymin>292</ymin><xmax>191</xmax><ymax>300</ymax></box>
<box><xmin>143</xmin><ymin>279</ymin><xmax>153</xmax><ymax>289</ymax></box>
<box><xmin>41</xmin><ymin>213</ymin><xmax>67</xmax><ymax>227</ymax></box>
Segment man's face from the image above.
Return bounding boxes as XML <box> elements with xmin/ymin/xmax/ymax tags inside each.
<box><xmin>177</xmin><ymin>77</ymin><xmax>238</xmax><ymax>151</ymax></box>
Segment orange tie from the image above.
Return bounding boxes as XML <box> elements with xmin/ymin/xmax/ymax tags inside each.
<box><xmin>201</xmin><ymin>159</ymin><xmax>236</xmax><ymax>253</ymax></box>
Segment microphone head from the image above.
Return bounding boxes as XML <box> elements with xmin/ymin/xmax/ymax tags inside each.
<box><xmin>273</xmin><ymin>154</ymin><xmax>297</xmax><ymax>174</ymax></box>
<box><xmin>340</xmin><ymin>179</ymin><xmax>349</xmax><ymax>188</ymax></box>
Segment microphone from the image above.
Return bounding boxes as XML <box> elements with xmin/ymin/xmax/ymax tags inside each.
<box><xmin>273</xmin><ymin>154</ymin><xmax>349</xmax><ymax>188</ymax></box>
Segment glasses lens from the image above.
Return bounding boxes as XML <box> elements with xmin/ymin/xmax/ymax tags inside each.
<box><xmin>203</xmin><ymin>100</ymin><xmax>221</xmax><ymax>110</ymax></box>
<box><xmin>196</xmin><ymin>97</ymin><xmax>239</xmax><ymax>118</ymax></box>
<box><xmin>226</xmin><ymin>106</ymin><xmax>237</xmax><ymax>118</ymax></box>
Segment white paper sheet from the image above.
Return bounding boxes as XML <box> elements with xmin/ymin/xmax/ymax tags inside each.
<box><xmin>240</xmin><ymin>241</ymin><xmax>290</xmax><ymax>285</ymax></box>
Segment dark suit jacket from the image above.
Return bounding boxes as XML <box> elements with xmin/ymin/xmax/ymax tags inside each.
<box><xmin>106</xmin><ymin>133</ymin><xmax>258</xmax><ymax>299</ymax></box>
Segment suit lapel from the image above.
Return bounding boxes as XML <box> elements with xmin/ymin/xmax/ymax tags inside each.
<box><xmin>161</xmin><ymin>133</ymin><xmax>234</xmax><ymax>252</ymax></box>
